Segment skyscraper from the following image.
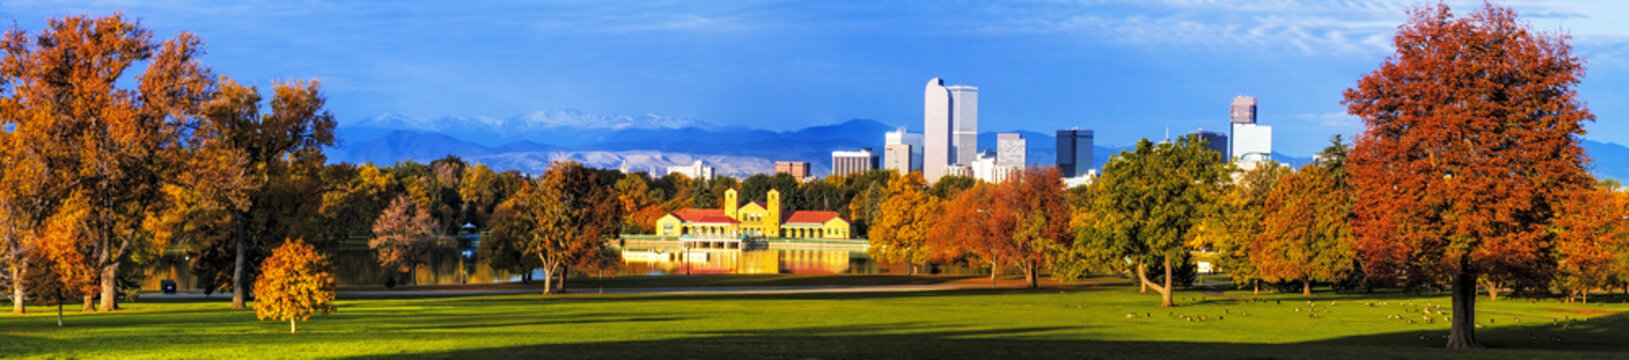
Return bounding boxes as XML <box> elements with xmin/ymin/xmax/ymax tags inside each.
<box><xmin>948</xmin><ymin>85</ymin><xmax>979</xmax><ymax>166</ymax></box>
<box><xmin>924</xmin><ymin>79</ymin><xmax>951</xmax><ymax>182</ymax></box>
<box><xmin>1231</xmin><ymin>96</ymin><xmax>1257</xmax><ymax>124</ymax></box>
<box><xmin>1056</xmin><ymin>129</ymin><xmax>1094</xmax><ymax>178</ymax></box>
<box><xmin>1229</xmin><ymin>96</ymin><xmax>1272</xmax><ymax>166</ymax></box>
<box><xmin>923</xmin><ymin>78</ymin><xmax>978</xmax><ymax>183</ymax></box>
<box><xmin>997</xmin><ymin>133</ymin><xmax>1025</xmax><ymax>167</ymax></box>
<box><xmin>883</xmin><ymin>144</ymin><xmax>911</xmax><ymax>174</ymax></box>
<box><xmin>884</xmin><ymin>127</ymin><xmax>923</xmax><ymax>173</ymax></box>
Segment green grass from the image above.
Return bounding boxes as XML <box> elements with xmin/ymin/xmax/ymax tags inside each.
<box><xmin>4</xmin><ymin>276</ymin><xmax>1628</xmax><ymax>359</ymax></box>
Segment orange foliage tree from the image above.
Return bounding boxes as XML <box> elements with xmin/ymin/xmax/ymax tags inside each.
<box><xmin>1552</xmin><ymin>185</ymin><xmax>1629</xmax><ymax>304</ymax></box>
<box><xmin>252</xmin><ymin>239</ymin><xmax>336</xmax><ymax>334</ymax></box>
<box><xmin>868</xmin><ymin>172</ymin><xmax>940</xmax><ymax>275</ymax></box>
<box><xmin>1344</xmin><ymin>3</ymin><xmax>1594</xmax><ymax>348</ymax></box>
<box><xmin>930</xmin><ymin>183</ymin><xmax>1004</xmax><ymax>285</ymax></box>
<box><xmin>0</xmin><ymin>14</ymin><xmax>216</xmax><ymax>312</ymax></box>
<box><xmin>1252</xmin><ymin>165</ymin><xmax>1354</xmax><ymax>296</ymax></box>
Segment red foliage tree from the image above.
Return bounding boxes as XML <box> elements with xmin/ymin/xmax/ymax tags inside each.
<box><xmin>1344</xmin><ymin>3</ymin><xmax>1594</xmax><ymax>348</ymax></box>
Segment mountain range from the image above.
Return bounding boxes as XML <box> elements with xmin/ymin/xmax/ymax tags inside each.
<box><xmin>327</xmin><ymin>110</ymin><xmax>1629</xmax><ymax>181</ymax></box>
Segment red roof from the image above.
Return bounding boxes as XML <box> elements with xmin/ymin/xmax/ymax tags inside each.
<box><xmin>783</xmin><ymin>210</ymin><xmax>844</xmax><ymax>225</ymax></box>
<box><xmin>670</xmin><ymin>209</ymin><xmax>734</xmax><ymax>223</ymax></box>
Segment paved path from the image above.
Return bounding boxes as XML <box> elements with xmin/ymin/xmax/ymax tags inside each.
<box><xmin>139</xmin><ymin>283</ymin><xmax>964</xmax><ymax>300</ymax></box>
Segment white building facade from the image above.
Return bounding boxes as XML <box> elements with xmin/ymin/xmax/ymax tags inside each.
<box><xmin>667</xmin><ymin>160</ymin><xmax>714</xmax><ymax>180</ymax></box>
<box><xmin>884</xmin><ymin>127</ymin><xmax>924</xmax><ymax>173</ymax></box>
<box><xmin>923</xmin><ymin>78</ymin><xmax>978</xmax><ymax>183</ymax></box>
<box><xmin>997</xmin><ymin>133</ymin><xmax>1025</xmax><ymax>167</ymax></box>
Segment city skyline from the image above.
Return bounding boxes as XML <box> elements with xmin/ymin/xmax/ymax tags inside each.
<box><xmin>6</xmin><ymin>1</ymin><xmax>1628</xmax><ymax>157</ymax></box>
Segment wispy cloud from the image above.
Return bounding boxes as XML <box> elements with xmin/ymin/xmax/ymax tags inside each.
<box><xmin>960</xmin><ymin>0</ymin><xmax>1629</xmax><ymax>57</ymax></box>
<box><xmin>1296</xmin><ymin>112</ymin><xmax>1361</xmax><ymax>129</ymax></box>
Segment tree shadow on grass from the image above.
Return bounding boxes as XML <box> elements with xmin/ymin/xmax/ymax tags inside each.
<box><xmin>339</xmin><ymin>312</ymin><xmax>1629</xmax><ymax>360</ymax></box>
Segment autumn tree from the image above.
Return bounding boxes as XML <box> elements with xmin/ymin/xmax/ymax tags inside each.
<box><xmin>1344</xmin><ymin>3</ymin><xmax>1594</xmax><ymax>348</ymax></box>
<box><xmin>370</xmin><ymin>195</ymin><xmax>453</xmax><ymax>285</ymax></box>
<box><xmin>1552</xmin><ymin>185</ymin><xmax>1627</xmax><ymax>304</ymax></box>
<box><xmin>190</xmin><ymin>77</ymin><xmax>335</xmax><ymax>308</ymax></box>
<box><xmin>1075</xmin><ymin>137</ymin><xmax>1226</xmax><ymax>307</ymax></box>
<box><xmin>931</xmin><ymin>183</ymin><xmax>1004</xmax><ymax>284</ymax></box>
<box><xmin>868</xmin><ymin>172</ymin><xmax>940</xmax><ymax>275</ymax></box>
<box><xmin>1198</xmin><ymin>161</ymin><xmax>1290</xmax><ymax>294</ymax></box>
<box><xmin>252</xmin><ymin>239</ymin><xmax>335</xmax><ymax>334</ymax></box>
<box><xmin>1253</xmin><ymin>165</ymin><xmax>1355</xmax><ymax>296</ymax></box>
<box><xmin>934</xmin><ymin>168</ymin><xmax>1073</xmax><ymax>289</ymax></box>
<box><xmin>0</xmin><ymin>14</ymin><xmax>218</xmax><ymax>311</ymax></box>
<box><xmin>488</xmin><ymin>161</ymin><xmax>622</xmax><ymax>294</ymax></box>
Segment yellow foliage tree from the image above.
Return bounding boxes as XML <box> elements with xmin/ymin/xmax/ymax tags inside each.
<box><xmin>252</xmin><ymin>239</ymin><xmax>336</xmax><ymax>334</ymax></box>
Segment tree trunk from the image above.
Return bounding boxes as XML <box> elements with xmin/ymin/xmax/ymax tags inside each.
<box><xmin>989</xmin><ymin>260</ymin><xmax>999</xmax><ymax>288</ymax></box>
<box><xmin>97</xmin><ymin>263</ymin><xmax>117</xmax><ymax>312</ymax></box>
<box><xmin>1482</xmin><ymin>278</ymin><xmax>1499</xmax><ymax>301</ymax></box>
<box><xmin>1162</xmin><ymin>258</ymin><xmax>1173</xmax><ymax>307</ymax></box>
<box><xmin>1253</xmin><ymin>279</ymin><xmax>1260</xmax><ymax>295</ymax></box>
<box><xmin>541</xmin><ymin>267</ymin><xmax>554</xmax><ymax>295</ymax></box>
<box><xmin>82</xmin><ymin>295</ymin><xmax>95</xmax><ymax>312</ymax></box>
<box><xmin>1136</xmin><ymin>260</ymin><xmax>1174</xmax><ymax>307</ymax></box>
<box><xmin>554</xmin><ymin>267</ymin><xmax>567</xmax><ymax>294</ymax></box>
<box><xmin>10</xmin><ymin>261</ymin><xmax>24</xmax><ymax>314</ymax></box>
<box><xmin>1024</xmin><ymin>262</ymin><xmax>1038</xmax><ymax>289</ymax></box>
<box><xmin>1445</xmin><ymin>272</ymin><xmax>1480</xmax><ymax>349</ymax></box>
<box><xmin>1302</xmin><ymin>279</ymin><xmax>1311</xmax><ymax>297</ymax></box>
<box><xmin>290</xmin><ymin>319</ymin><xmax>297</xmax><ymax>334</ymax></box>
<box><xmin>232</xmin><ymin>215</ymin><xmax>248</xmax><ymax>309</ymax></box>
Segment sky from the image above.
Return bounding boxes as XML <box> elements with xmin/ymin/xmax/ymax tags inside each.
<box><xmin>3</xmin><ymin>0</ymin><xmax>1628</xmax><ymax>156</ymax></box>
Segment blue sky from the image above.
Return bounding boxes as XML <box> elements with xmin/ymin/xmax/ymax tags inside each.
<box><xmin>4</xmin><ymin>0</ymin><xmax>1628</xmax><ymax>156</ymax></box>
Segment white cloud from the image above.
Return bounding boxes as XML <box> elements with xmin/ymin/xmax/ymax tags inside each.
<box><xmin>1296</xmin><ymin>112</ymin><xmax>1361</xmax><ymax>129</ymax></box>
<box><xmin>963</xmin><ymin>0</ymin><xmax>1629</xmax><ymax>57</ymax></box>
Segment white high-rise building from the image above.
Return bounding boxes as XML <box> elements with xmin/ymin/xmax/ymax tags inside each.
<box><xmin>997</xmin><ymin>133</ymin><xmax>1025</xmax><ymax>167</ymax></box>
<box><xmin>949</xmin><ymin>85</ymin><xmax>979</xmax><ymax>166</ymax></box>
<box><xmin>1229</xmin><ymin>96</ymin><xmax>1272</xmax><ymax>168</ymax></box>
<box><xmin>884</xmin><ymin>127</ymin><xmax>924</xmax><ymax>173</ymax></box>
<box><xmin>667</xmin><ymin>160</ymin><xmax>714</xmax><ymax>180</ymax></box>
<box><xmin>923</xmin><ymin>78</ymin><xmax>978</xmax><ymax>183</ymax></box>
<box><xmin>971</xmin><ymin>150</ymin><xmax>1021</xmax><ymax>184</ymax></box>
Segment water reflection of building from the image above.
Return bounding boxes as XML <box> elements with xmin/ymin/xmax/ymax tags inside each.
<box><xmin>619</xmin><ymin>247</ymin><xmax>854</xmax><ymax>275</ymax></box>
<box><xmin>654</xmin><ymin>189</ymin><xmax>852</xmax><ymax>239</ymax></box>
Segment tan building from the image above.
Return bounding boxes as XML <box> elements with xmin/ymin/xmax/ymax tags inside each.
<box><xmin>883</xmin><ymin>144</ymin><xmax>912</xmax><ymax>174</ymax></box>
<box><xmin>775</xmin><ymin>161</ymin><xmax>811</xmax><ymax>179</ymax></box>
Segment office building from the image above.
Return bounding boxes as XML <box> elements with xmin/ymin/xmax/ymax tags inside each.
<box><xmin>1229</xmin><ymin>96</ymin><xmax>1272</xmax><ymax>166</ymax></box>
<box><xmin>831</xmin><ymin>148</ymin><xmax>878</xmax><ymax>177</ymax></box>
<box><xmin>1056</xmin><ymin>129</ymin><xmax>1094</xmax><ymax>178</ymax></box>
<box><xmin>775</xmin><ymin>161</ymin><xmax>811</xmax><ymax>179</ymax></box>
<box><xmin>883</xmin><ymin>144</ymin><xmax>912</xmax><ymax>175</ymax></box>
<box><xmin>1188</xmin><ymin>130</ymin><xmax>1229</xmax><ymax>159</ymax></box>
<box><xmin>667</xmin><ymin>160</ymin><xmax>714</xmax><ymax>180</ymax></box>
<box><xmin>971</xmin><ymin>150</ymin><xmax>1022</xmax><ymax>184</ymax></box>
<box><xmin>1231</xmin><ymin>96</ymin><xmax>1257</xmax><ymax>124</ymax></box>
<box><xmin>997</xmin><ymin>133</ymin><xmax>1025</xmax><ymax>167</ymax></box>
<box><xmin>884</xmin><ymin>127</ymin><xmax>924</xmax><ymax>173</ymax></box>
<box><xmin>923</xmin><ymin>78</ymin><xmax>978</xmax><ymax>183</ymax></box>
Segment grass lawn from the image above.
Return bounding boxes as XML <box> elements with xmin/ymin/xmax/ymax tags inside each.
<box><xmin>3</xmin><ymin>276</ymin><xmax>1628</xmax><ymax>359</ymax></box>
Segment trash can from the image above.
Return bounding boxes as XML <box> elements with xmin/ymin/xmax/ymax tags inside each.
<box><xmin>161</xmin><ymin>280</ymin><xmax>177</xmax><ymax>295</ymax></box>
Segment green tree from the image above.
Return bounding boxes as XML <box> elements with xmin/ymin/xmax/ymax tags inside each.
<box><xmin>1075</xmin><ymin>137</ymin><xmax>1227</xmax><ymax>307</ymax></box>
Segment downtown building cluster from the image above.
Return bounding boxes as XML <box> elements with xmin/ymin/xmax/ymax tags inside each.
<box><xmin>672</xmin><ymin>78</ymin><xmax>1273</xmax><ymax>184</ymax></box>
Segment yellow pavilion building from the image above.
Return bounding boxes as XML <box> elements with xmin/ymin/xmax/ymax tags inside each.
<box><xmin>655</xmin><ymin>189</ymin><xmax>852</xmax><ymax>239</ymax></box>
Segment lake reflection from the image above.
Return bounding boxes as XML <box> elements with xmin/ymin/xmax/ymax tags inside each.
<box><xmin>143</xmin><ymin>242</ymin><xmax>881</xmax><ymax>291</ymax></box>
